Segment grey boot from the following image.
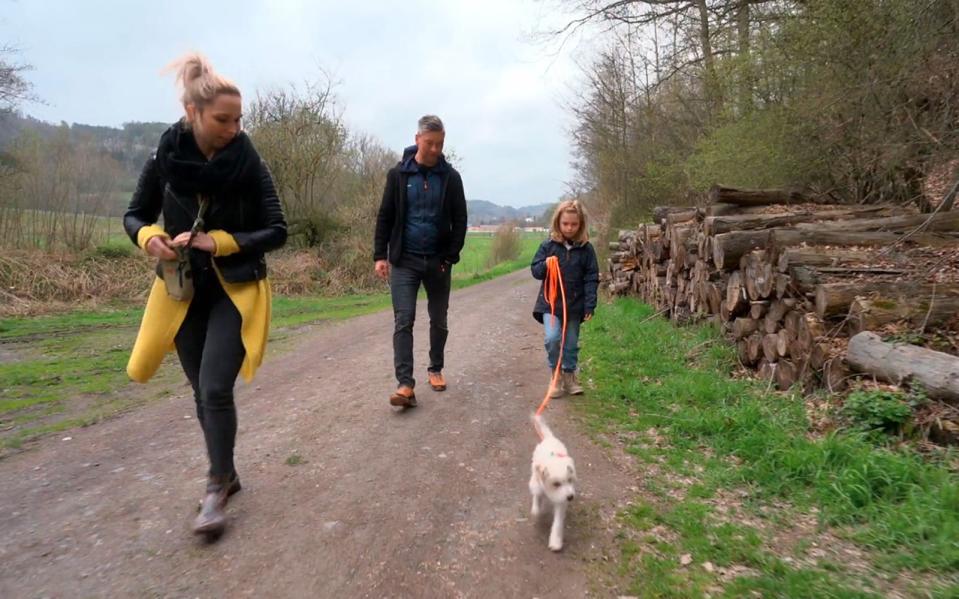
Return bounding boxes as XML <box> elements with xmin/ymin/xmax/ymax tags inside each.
<box><xmin>564</xmin><ymin>371</ymin><xmax>584</xmax><ymax>395</ymax></box>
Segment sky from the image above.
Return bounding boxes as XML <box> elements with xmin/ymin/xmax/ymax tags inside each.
<box><xmin>0</xmin><ymin>0</ymin><xmax>591</xmax><ymax>208</ymax></box>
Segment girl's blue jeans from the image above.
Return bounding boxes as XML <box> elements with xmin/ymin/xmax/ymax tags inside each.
<box><xmin>543</xmin><ymin>313</ymin><xmax>581</xmax><ymax>372</ymax></box>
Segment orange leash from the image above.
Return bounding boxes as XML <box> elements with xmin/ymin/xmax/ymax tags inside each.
<box><xmin>534</xmin><ymin>256</ymin><xmax>567</xmax><ymax>437</ymax></box>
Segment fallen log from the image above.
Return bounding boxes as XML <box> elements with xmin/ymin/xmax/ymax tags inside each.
<box><xmin>738</xmin><ymin>332</ymin><xmax>763</xmax><ymax>366</ymax></box>
<box><xmin>741</xmin><ymin>250</ymin><xmax>775</xmax><ymax>300</ymax></box>
<box><xmin>774</xmin><ymin>359</ymin><xmax>800</xmax><ymax>390</ymax></box>
<box><xmin>815</xmin><ymin>282</ymin><xmax>959</xmax><ymax>318</ymax></box>
<box><xmin>712</xmin><ymin>230</ymin><xmax>772</xmax><ymax>270</ymax></box>
<box><xmin>750</xmin><ymin>300</ymin><xmax>769</xmax><ymax>319</ymax></box>
<box><xmin>846</xmin><ymin>331</ymin><xmax>959</xmax><ymax>402</ymax></box>
<box><xmin>771</xmin><ymin>229</ymin><xmax>959</xmax><ymax>249</ymax></box>
<box><xmin>762</xmin><ymin>333</ymin><xmax>781</xmax><ymax>362</ymax></box>
<box><xmin>846</xmin><ymin>295</ymin><xmax>959</xmax><ymax>335</ymax></box>
<box><xmin>732</xmin><ymin>316</ymin><xmax>760</xmax><ymax>340</ymax></box>
<box><xmin>797</xmin><ymin>209</ymin><xmax>959</xmax><ymax>233</ymax></box>
<box><xmin>708</xmin><ymin>185</ymin><xmax>807</xmax><ymax>206</ymax></box>
<box><xmin>776</xmin><ymin>248</ymin><xmax>884</xmax><ymax>272</ymax></box>
<box><xmin>653</xmin><ymin>206</ymin><xmax>695</xmax><ymax>224</ymax></box>
<box><xmin>665</xmin><ymin>209</ymin><xmax>699</xmax><ymax>226</ymax></box>
<box><xmin>704</xmin><ymin>206</ymin><xmax>888</xmax><ymax>236</ymax></box>
<box><xmin>725</xmin><ymin>271</ymin><xmax>748</xmax><ymax>317</ymax></box>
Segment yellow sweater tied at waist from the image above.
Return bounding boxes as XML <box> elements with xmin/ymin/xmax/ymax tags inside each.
<box><xmin>127</xmin><ymin>225</ymin><xmax>271</xmax><ymax>384</ymax></box>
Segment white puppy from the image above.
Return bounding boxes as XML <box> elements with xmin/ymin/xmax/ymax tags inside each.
<box><xmin>529</xmin><ymin>413</ymin><xmax>577</xmax><ymax>551</ymax></box>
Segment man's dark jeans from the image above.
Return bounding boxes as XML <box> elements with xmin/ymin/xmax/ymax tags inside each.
<box><xmin>390</xmin><ymin>252</ymin><xmax>451</xmax><ymax>388</ymax></box>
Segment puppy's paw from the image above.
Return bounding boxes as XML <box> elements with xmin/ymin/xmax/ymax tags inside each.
<box><xmin>530</xmin><ymin>504</ymin><xmax>542</xmax><ymax>518</ymax></box>
<box><xmin>548</xmin><ymin>538</ymin><xmax>563</xmax><ymax>552</ymax></box>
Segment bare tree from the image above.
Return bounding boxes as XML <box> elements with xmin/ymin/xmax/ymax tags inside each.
<box><xmin>246</xmin><ymin>79</ymin><xmax>349</xmax><ymax>246</ymax></box>
<box><xmin>0</xmin><ymin>46</ymin><xmax>35</xmax><ymax>112</ymax></box>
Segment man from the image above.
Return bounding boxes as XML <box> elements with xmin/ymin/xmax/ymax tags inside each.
<box><xmin>374</xmin><ymin>115</ymin><xmax>468</xmax><ymax>408</ymax></box>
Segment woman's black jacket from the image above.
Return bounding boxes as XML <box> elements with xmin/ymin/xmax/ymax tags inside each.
<box><xmin>123</xmin><ymin>157</ymin><xmax>287</xmax><ymax>283</ymax></box>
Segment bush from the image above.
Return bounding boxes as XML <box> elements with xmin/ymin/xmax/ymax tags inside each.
<box><xmin>841</xmin><ymin>389</ymin><xmax>913</xmax><ymax>438</ymax></box>
<box><xmin>91</xmin><ymin>240</ymin><xmax>134</xmax><ymax>259</ymax></box>
<box><xmin>487</xmin><ymin>223</ymin><xmax>521</xmax><ymax>267</ymax></box>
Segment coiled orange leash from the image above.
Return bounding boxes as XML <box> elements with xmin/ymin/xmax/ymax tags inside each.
<box><xmin>534</xmin><ymin>255</ymin><xmax>568</xmax><ymax>437</ymax></box>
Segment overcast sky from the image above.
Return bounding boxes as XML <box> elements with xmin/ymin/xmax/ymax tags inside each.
<box><xmin>0</xmin><ymin>0</ymin><xmax>591</xmax><ymax>208</ymax></box>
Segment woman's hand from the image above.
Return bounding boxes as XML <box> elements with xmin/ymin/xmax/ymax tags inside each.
<box><xmin>145</xmin><ymin>236</ymin><xmax>177</xmax><ymax>260</ymax></box>
<box><xmin>171</xmin><ymin>231</ymin><xmax>216</xmax><ymax>253</ymax></box>
<box><xmin>584</xmin><ymin>312</ymin><xmax>593</xmax><ymax>322</ymax></box>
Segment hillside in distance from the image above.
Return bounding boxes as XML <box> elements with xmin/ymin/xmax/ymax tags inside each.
<box><xmin>467</xmin><ymin>200</ymin><xmax>555</xmax><ymax>225</ymax></box>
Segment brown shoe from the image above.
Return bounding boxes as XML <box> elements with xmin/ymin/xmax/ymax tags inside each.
<box><xmin>389</xmin><ymin>385</ymin><xmax>417</xmax><ymax>408</ymax></box>
<box><xmin>193</xmin><ymin>474</ymin><xmax>231</xmax><ymax>535</ymax></box>
<box><xmin>428</xmin><ymin>371</ymin><xmax>447</xmax><ymax>392</ymax></box>
<box><xmin>564</xmin><ymin>371</ymin><xmax>584</xmax><ymax>395</ymax></box>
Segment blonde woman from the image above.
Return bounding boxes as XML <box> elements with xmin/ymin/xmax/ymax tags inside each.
<box><xmin>124</xmin><ymin>53</ymin><xmax>287</xmax><ymax>536</ymax></box>
<box><xmin>530</xmin><ymin>200</ymin><xmax>599</xmax><ymax>397</ymax></box>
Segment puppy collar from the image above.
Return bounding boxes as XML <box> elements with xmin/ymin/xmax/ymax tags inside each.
<box><xmin>550</xmin><ymin>451</ymin><xmax>567</xmax><ymax>458</ymax></box>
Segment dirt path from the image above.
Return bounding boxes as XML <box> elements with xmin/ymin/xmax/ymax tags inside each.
<box><xmin>0</xmin><ymin>270</ymin><xmax>635</xmax><ymax>598</ymax></box>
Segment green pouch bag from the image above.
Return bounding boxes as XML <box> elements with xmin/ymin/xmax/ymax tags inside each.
<box><xmin>158</xmin><ymin>195</ymin><xmax>208</xmax><ymax>302</ymax></box>
<box><xmin>160</xmin><ymin>248</ymin><xmax>194</xmax><ymax>302</ymax></box>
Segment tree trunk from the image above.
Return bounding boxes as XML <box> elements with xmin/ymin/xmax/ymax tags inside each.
<box><xmin>847</xmin><ymin>332</ymin><xmax>959</xmax><ymax>402</ymax></box>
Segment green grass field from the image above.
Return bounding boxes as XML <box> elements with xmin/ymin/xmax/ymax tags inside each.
<box><xmin>579</xmin><ymin>298</ymin><xmax>959</xmax><ymax>597</ymax></box>
<box><xmin>0</xmin><ymin>231</ymin><xmax>542</xmax><ymax>451</ymax></box>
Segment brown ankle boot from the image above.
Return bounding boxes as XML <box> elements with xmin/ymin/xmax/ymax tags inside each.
<box><xmin>196</xmin><ymin>471</ymin><xmax>241</xmax><ymax>512</ymax></box>
<box><xmin>193</xmin><ymin>474</ymin><xmax>231</xmax><ymax>535</ymax></box>
<box><xmin>548</xmin><ymin>371</ymin><xmax>564</xmax><ymax>399</ymax></box>
<box><xmin>564</xmin><ymin>371</ymin><xmax>584</xmax><ymax>395</ymax></box>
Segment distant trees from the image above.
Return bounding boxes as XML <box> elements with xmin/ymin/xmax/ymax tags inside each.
<box><xmin>556</xmin><ymin>0</ymin><xmax>959</xmax><ymax>226</ymax></box>
<box><xmin>0</xmin><ymin>127</ymin><xmax>125</xmax><ymax>250</ymax></box>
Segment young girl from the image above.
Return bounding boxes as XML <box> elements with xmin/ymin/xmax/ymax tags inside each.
<box><xmin>531</xmin><ymin>200</ymin><xmax>599</xmax><ymax>397</ymax></box>
<box><xmin>124</xmin><ymin>53</ymin><xmax>287</xmax><ymax>535</ymax></box>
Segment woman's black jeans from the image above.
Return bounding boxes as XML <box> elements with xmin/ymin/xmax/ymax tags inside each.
<box><xmin>174</xmin><ymin>274</ymin><xmax>245</xmax><ymax>478</ymax></box>
<box><xmin>390</xmin><ymin>252</ymin><xmax>451</xmax><ymax>388</ymax></box>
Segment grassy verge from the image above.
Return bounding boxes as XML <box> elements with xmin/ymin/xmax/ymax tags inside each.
<box><xmin>579</xmin><ymin>297</ymin><xmax>959</xmax><ymax>598</ymax></box>
<box><xmin>0</xmin><ymin>233</ymin><xmax>542</xmax><ymax>453</ymax></box>
<box><xmin>452</xmin><ymin>233</ymin><xmax>540</xmax><ymax>288</ymax></box>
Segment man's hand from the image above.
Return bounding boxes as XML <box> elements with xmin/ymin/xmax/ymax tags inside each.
<box><xmin>145</xmin><ymin>236</ymin><xmax>177</xmax><ymax>260</ymax></box>
<box><xmin>375</xmin><ymin>259</ymin><xmax>390</xmax><ymax>279</ymax></box>
<box><xmin>171</xmin><ymin>231</ymin><xmax>215</xmax><ymax>253</ymax></box>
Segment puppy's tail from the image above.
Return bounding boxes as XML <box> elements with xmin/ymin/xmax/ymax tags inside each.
<box><xmin>531</xmin><ymin>413</ymin><xmax>554</xmax><ymax>441</ymax></box>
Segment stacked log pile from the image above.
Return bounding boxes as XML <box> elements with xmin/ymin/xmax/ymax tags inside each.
<box><xmin>608</xmin><ymin>186</ymin><xmax>959</xmax><ymax>394</ymax></box>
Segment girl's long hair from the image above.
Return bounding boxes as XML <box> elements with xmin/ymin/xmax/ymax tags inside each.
<box><xmin>549</xmin><ymin>200</ymin><xmax>589</xmax><ymax>244</ymax></box>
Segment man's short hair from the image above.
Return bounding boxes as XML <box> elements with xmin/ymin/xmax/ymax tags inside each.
<box><xmin>418</xmin><ymin>115</ymin><xmax>445</xmax><ymax>134</ymax></box>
